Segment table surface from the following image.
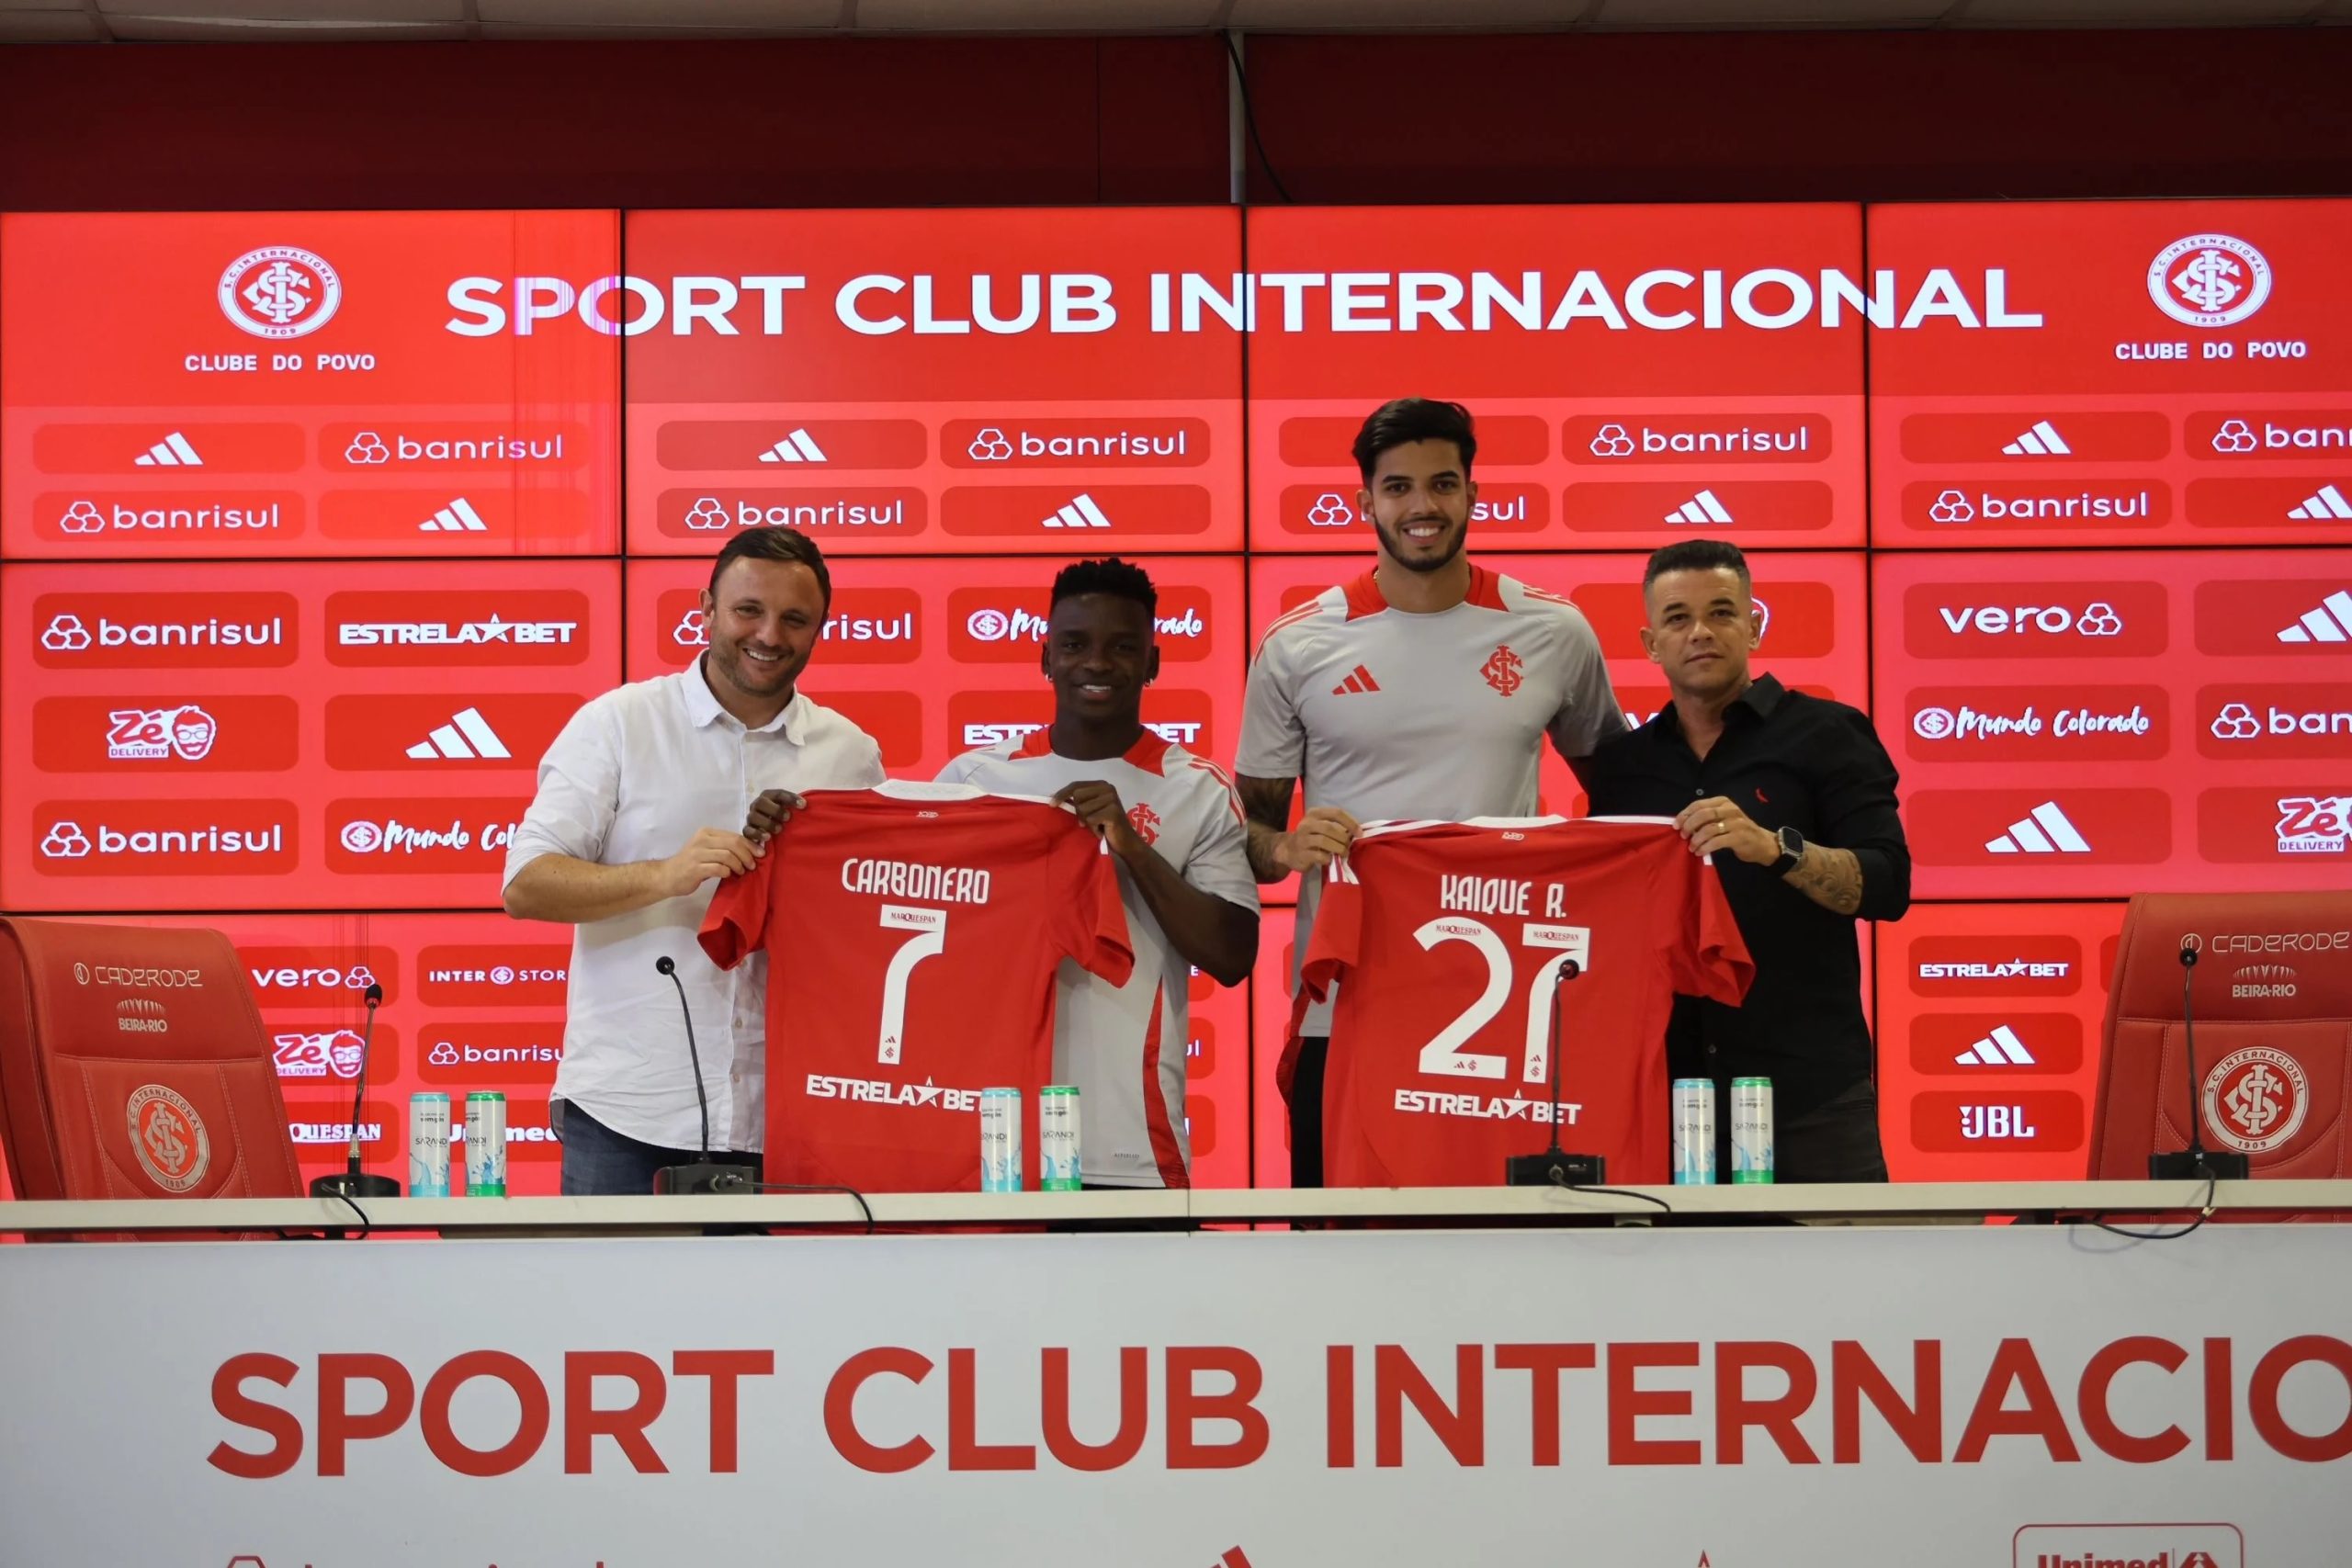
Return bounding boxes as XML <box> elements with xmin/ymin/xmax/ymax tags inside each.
<box><xmin>4</xmin><ymin>1179</ymin><xmax>2346</xmax><ymax>1234</ymax></box>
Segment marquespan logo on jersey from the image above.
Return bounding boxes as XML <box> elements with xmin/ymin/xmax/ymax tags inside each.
<box><xmin>2202</xmin><ymin>1045</ymin><xmax>2307</xmax><ymax>1155</ymax></box>
<box><xmin>2147</xmin><ymin>233</ymin><xmax>2273</xmax><ymax>329</ymax></box>
<box><xmin>218</xmin><ymin>245</ymin><xmax>343</xmax><ymax>340</ymax></box>
<box><xmin>1480</xmin><ymin>644</ymin><xmax>1525</xmax><ymax>697</ymax></box>
<box><xmin>125</xmin><ymin>1083</ymin><xmax>209</xmax><ymax>1192</ymax></box>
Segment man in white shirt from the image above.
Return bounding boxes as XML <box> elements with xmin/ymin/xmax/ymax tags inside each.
<box><xmin>931</xmin><ymin>558</ymin><xmax>1258</xmax><ymax>1188</ymax></box>
<box><xmin>503</xmin><ymin>530</ymin><xmax>885</xmax><ymax>1195</ymax></box>
<box><xmin>1235</xmin><ymin>398</ymin><xmax>1627</xmax><ymax>1186</ymax></box>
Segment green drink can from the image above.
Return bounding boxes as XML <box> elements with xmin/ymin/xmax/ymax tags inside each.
<box><xmin>1039</xmin><ymin>1087</ymin><xmax>1082</xmax><ymax>1191</ymax></box>
<box><xmin>1730</xmin><ymin>1078</ymin><xmax>1773</xmax><ymax>1184</ymax></box>
<box><xmin>464</xmin><ymin>1091</ymin><xmax>507</xmax><ymax>1196</ymax></box>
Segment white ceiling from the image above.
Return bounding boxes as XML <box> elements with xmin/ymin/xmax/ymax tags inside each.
<box><xmin>0</xmin><ymin>0</ymin><xmax>2346</xmax><ymax>41</ymax></box>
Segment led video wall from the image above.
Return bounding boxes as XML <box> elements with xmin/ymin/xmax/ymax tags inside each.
<box><xmin>4</xmin><ymin>198</ymin><xmax>2346</xmax><ymax>1192</ymax></box>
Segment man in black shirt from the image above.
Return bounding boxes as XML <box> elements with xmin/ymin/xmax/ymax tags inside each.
<box><xmin>1581</xmin><ymin>539</ymin><xmax>1910</xmax><ymax>1182</ymax></box>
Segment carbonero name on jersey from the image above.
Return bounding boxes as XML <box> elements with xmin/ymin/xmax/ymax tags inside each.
<box><xmin>839</xmin><ymin>857</ymin><xmax>993</xmax><ymax>905</ymax></box>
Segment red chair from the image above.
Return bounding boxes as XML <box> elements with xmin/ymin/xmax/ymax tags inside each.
<box><xmin>2091</xmin><ymin>892</ymin><xmax>2352</xmax><ymax>1181</ymax></box>
<box><xmin>0</xmin><ymin>917</ymin><xmax>301</xmax><ymax>1202</ymax></box>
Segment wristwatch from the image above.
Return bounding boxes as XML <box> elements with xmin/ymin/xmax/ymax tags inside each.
<box><xmin>1770</xmin><ymin>825</ymin><xmax>1806</xmax><ymax>878</ymax></box>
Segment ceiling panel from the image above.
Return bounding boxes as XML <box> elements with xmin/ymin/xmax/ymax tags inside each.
<box><xmin>1596</xmin><ymin>0</ymin><xmax>1946</xmax><ymax>23</ymax></box>
<box><xmin>858</xmin><ymin>0</ymin><xmax>1223</xmax><ymax>28</ymax></box>
<box><xmin>0</xmin><ymin>6</ymin><xmax>104</xmax><ymax>34</ymax></box>
<box><xmin>478</xmin><ymin>0</ymin><xmax>840</xmax><ymax>25</ymax></box>
<box><xmin>102</xmin><ymin>13</ymin><xmax>470</xmax><ymax>35</ymax></box>
<box><xmin>1955</xmin><ymin>0</ymin><xmax>2315</xmax><ymax>19</ymax></box>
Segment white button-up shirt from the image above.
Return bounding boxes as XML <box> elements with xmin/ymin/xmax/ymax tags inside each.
<box><xmin>503</xmin><ymin>661</ymin><xmax>885</xmax><ymax>1152</ymax></box>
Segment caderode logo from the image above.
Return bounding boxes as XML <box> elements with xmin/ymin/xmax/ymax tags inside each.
<box><xmin>1905</xmin><ymin>584</ymin><xmax>2163</xmax><ymax>659</ymax></box>
<box><xmin>326</xmin><ymin>591</ymin><xmax>589</xmax><ymax>667</ymax></box>
<box><xmin>218</xmin><ymin>244</ymin><xmax>343</xmax><ymax>340</ymax></box>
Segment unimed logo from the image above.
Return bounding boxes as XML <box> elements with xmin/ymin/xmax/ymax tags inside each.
<box><xmin>33</xmin><ymin>799</ymin><xmax>297</xmax><ymax>876</ymax></box>
<box><xmin>2013</xmin><ymin>1522</ymin><xmax>2243</xmax><ymax>1568</ymax></box>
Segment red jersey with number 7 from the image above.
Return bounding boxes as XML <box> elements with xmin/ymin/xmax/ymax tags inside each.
<box><xmin>1298</xmin><ymin>817</ymin><xmax>1753</xmax><ymax>1187</ymax></box>
<box><xmin>700</xmin><ymin>783</ymin><xmax>1133</xmax><ymax>1192</ymax></box>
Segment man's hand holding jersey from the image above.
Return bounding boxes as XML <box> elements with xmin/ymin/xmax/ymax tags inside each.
<box><xmin>741</xmin><ymin>788</ymin><xmax>808</xmax><ymax>852</ymax></box>
<box><xmin>1278</xmin><ymin>806</ymin><xmax>1361</xmax><ymax>872</ymax></box>
<box><xmin>1052</xmin><ymin>779</ymin><xmax>1152</xmax><ymax>863</ymax></box>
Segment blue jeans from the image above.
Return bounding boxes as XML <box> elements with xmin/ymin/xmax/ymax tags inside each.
<box><xmin>552</xmin><ymin>1100</ymin><xmax>763</xmax><ymax>1197</ymax></box>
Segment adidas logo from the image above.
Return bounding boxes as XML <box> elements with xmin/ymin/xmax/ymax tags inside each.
<box><xmin>1330</xmin><ymin>664</ymin><xmax>1381</xmax><ymax>696</ymax></box>
<box><xmin>1954</xmin><ymin>1023</ymin><xmax>2038</xmax><ymax>1067</ymax></box>
<box><xmin>404</xmin><ymin>706</ymin><xmax>511</xmax><ymax>761</ymax></box>
<box><xmin>1984</xmin><ymin>800</ymin><xmax>2090</xmax><ymax>856</ymax></box>
<box><xmin>2287</xmin><ymin>483</ymin><xmax>2352</xmax><ymax>521</ymax></box>
<box><xmin>133</xmin><ymin>432</ymin><xmax>203</xmax><ymax>468</ymax></box>
<box><xmin>756</xmin><ymin>428</ymin><xmax>828</xmax><ymax>464</ymax></box>
<box><xmin>2278</xmin><ymin>589</ymin><xmax>2352</xmax><ymax>644</ymax></box>
<box><xmin>2001</xmin><ymin>420</ymin><xmax>2071</xmax><ymax>457</ymax></box>
<box><xmin>1664</xmin><ymin>489</ymin><xmax>1733</xmax><ymax>525</ymax></box>
<box><xmin>1041</xmin><ymin>492</ymin><xmax>1113</xmax><ymax>529</ymax></box>
<box><xmin>417</xmin><ymin>497</ymin><xmax>488</xmax><ymax>534</ymax></box>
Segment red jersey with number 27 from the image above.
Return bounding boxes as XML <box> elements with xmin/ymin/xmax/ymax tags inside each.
<box><xmin>700</xmin><ymin>784</ymin><xmax>1133</xmax><ymax>1193</ymax></box>
<box><xmin>1299</xmin><ymin>818</ymin><xmax>1753</xmax><ymax>1187</ymax></box>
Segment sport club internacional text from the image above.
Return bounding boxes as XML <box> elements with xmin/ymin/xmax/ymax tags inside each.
<box><xmin>441</xmin><ymin>268</ymin><xmax>2043</xmax><ymax>336</ymax></box>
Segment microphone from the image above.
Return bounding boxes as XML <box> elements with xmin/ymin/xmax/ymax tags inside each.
<box><xmin>311</xmin><ymin>980</ymin><xmax>400</xmax><ymax>1200</ymax></box>
<box><xmin>1506</xmin><ymin>959</ymin><xmax>1606</xmax><ymax>1186</ymax></box>
<box><xmin>651</xmin><ymin>954</ymin><xmax>744</xmax><ymax>1197</ymax></box>
<box><xmin>2149</xmin><ymin>938</ymin><xmax>2249</xmax><ymax>1181</ymax></box>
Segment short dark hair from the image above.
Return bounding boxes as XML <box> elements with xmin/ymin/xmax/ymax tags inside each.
<box><xmin>708</xmin><ymin>529</ymin><xmax>832</xmax><ymax>609</ymax></box>
<box><xmin>1050</xmin><ymin>556</ymin><xmax>1157</xmax><ymax>615</ymax></box>
<box><xmin>1351</xmin><ymin>397</ymin><xmax>1477</xmax><ymax>482</ymax></box>
<box><xmin>1643</xmin><ymin>538</ymin><xmax>1751</xmax><ymax>591</ymax></box>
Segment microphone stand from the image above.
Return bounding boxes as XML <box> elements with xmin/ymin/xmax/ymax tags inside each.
<box><xmin>2148</xmin><ymin>940</ymin><xmax>2249</xmax><ymax>1181</ymax></box>
<box><xmin>651</xmin><ymin>955</ymin><xmax>747</xmax><ymax>1196</ymax></box>
<box><xmin>311</xmin><ymin>981</ymin><xmax>400</xmax><ymax>1200</ymax></box>
<box><xmin>1507</xmin><ymin>960</ymin><xmax>1604</xmax><ymax>1186</ymax></box>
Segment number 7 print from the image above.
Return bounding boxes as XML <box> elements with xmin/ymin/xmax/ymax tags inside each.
<box><xmin>876</xmin><ymin>904</ymin><xmax>948</xmax><ymax>1066</ymax></box>
<box><xmin>1410</xmin><ymin>917</ymin><xmax>1591</xmax><ymax>1084</ymax></box>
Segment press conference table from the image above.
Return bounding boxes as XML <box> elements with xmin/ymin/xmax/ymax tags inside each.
<box><xmin>3</xmin><ymin>1178</ymin><xmax>2346</xmax><ymax>1233</ymax></box>
<box><xmin>6</xmin><ymin>1184</ymin><xmax>2348</xmax><ymax>1568</ymax></box>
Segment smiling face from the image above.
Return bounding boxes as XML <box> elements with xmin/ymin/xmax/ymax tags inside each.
<box><xmin>1640</xmin><ymin>565</ymin><xmax>1759</xmax><ymax>702</ymax></box>
<box><xmin>1042</xmin><ymin>591</ymin><xmax>1158</xmax><ymax>730</ymax></box>
<box><xmin>1359</xmin><ymin>438</ymin><xmax>1476</xmax><ymax>575</ymax></box>
<box><xmin>699</xmin><ymin>555</ymin><xmax>827</xmax><ymax>707</ymax></box>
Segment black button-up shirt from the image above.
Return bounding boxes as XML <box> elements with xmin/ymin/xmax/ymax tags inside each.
<box><xmin>1579</xmin><ymin>674</ymin><xmax>1910</xmax><ymax>1122</ymax></box>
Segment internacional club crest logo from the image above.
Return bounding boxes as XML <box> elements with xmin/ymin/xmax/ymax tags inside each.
<box><xmin>2202</xmin><ymin>1045</ymin><xmax>2308</xmax><ymax>1156</ymax></box>
<box><xmin>218</xmin><ymin>244</ymin><xmax>344</xmax><ymax>340</ymax></box>
<box><xmin>126</xmin><ymin>1082</ymin><xmax>211</xmax><ymax>1193</ymax></box>
<box><xmin>2147</xmin><ymin>233</ymin><xmax>2272</xmax><ymax>329</ymax></box>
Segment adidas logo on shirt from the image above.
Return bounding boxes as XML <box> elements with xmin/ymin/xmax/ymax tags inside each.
<box><xmin>2278</xmin><ymin>589</ymin><xmax>2352</xmax><ymax>644</ymax></box>
<box><xmin>1330</xmin><ymin>664</ymin><xmax>1381</xmax><ymax>696</ymax></box>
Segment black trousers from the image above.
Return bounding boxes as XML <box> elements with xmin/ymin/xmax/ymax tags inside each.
<box><xmin>1288</xmin><ymin>1035</ymin><xmax>1329</xmax><ymax>1188</ymax></box>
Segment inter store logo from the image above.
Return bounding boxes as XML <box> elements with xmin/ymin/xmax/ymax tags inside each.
<box><xmin>416</xmin><ymin>943</ymin><xmax>570</xmax><ymax>1006</ymax></box>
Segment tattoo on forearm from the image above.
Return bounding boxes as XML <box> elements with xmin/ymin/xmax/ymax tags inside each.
<box><xmin>1235</xmin><ymin>776</ymin><xmax>1296</xmax><ymax>884</ymax></box>
<box><xmin>1786</xmin><ymin>844</ymin><xmax>1864</xmax><ymax>916</ymax></box>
